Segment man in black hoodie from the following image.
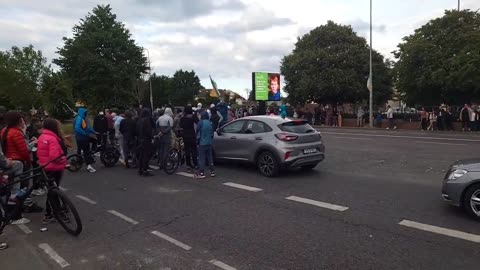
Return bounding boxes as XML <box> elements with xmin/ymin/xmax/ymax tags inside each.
<box><xmin>120</xmin><ymin>110</ymin><xmax>137</xmax><ymax>168</ymax></box>
<box><xmin>93</xmin><ymin>111</ymin><xmax>108</xmax><ymax>150</ymax></box>
<box><xmin>136</xmin><ymin>108</ymin><xmax>154</xmax><ymax>176</ymax></box>
<box><xmin>179</xmin><ymin>105</ymin><xmax>199</xmax><ymax>172</ymax></box>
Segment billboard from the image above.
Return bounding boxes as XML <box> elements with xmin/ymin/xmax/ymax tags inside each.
<box><xmin>252</xmin><ymin>72</ymin><xmax>281</xmax><ymax>101</ymax></box>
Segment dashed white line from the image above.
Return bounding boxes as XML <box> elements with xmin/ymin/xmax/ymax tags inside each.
<box><xmin>223</xmin><ymin>182</ymin><xmax>262</xmax><ymax>192</ymax></box>
<box><xmin>59</xmin><ymin>186</ymin><xmax>68</xmax><ymax>192</ymax></box>
<box><xmin>414</xmin><ymin>141</ymin><xmax>467</xmax><ymax>146</ymax></box>
<box><xmin>107</xmin><ymin>210</ymin><xmax>139</xmax><ymax>225</ymax></box>
<box><xmin>286</xmin><ymin>196</ymin><xmax>349</xmax><ymax>211</ymax></box>
<box><xmin>151</xmin><ymin>231</ymin><xmax>192</xmax><ymax>250</ymax></box>
<box><xmin>176</xmin><ymin>172</ymin><xmax>195</xmax><ymax>178</ymax></box>
<box><xmin>399</xmin><ymin>220</ymin><xmax>480</xmax><ymax>243</ymax></box>
<box><xmin>75</xmin><ymin>195</ymin><xmax>97</xmax><ymax>205</ymax></box>
<box><xmin>209</xmin><ymin>259</ymin><xmax>237</xmax><ymax>270</ymax></box>
<box><xmin>17</xmin><ymin>224</ymin><xmax>32</xmax><ymax>234</ymax></box>
<box><xmin>38</xmin><ymin>243</ymin><xmax>70</xmax><ymax>268</ymax></box>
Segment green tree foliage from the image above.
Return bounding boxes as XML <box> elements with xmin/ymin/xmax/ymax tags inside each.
<box><xmin>394</xmin><ymin>10</ymin><xmax>480</xmax><ymax>106</ymax></box>
<box><xmin>0</xmin><ymin>45</ymin><xmax>51</xmax><ymax>110</ymax></box>
<box><xmin>170</xmin><ymin>69</ymin><xmax>204</xmax><ymax>106</ymax></box>
<box><xmin>42</xmin><ymin>72</ymin><xmax>75</xmax><ymax>121</ymax></box>
<box><xmin>150</xmin><ymin>74</ymin><xmax>173</xmax><ymax>107</ymax></box>
<box><xmin>54</xmin><ymin>4</ymin><xmax>148</xmax><ymax>109</ymax></box>
<box><xmin>281</xmin><ymin>21</ymin><xmax>392</xmax><ymax>105</ymax></box>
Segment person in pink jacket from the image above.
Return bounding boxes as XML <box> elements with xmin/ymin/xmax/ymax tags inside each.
<box><xmin>37</xmin><ymin>118</ymin><xmax>68</xmax><ymax>224</ymax></box>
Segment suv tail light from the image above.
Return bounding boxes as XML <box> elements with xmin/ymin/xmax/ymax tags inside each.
<box><xmin>275</xmin><ymin>133</ymin><xmax>298</xmax><ymax>142</ymax></box>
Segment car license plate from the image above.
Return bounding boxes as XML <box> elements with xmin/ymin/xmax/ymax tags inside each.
<box><xmin>303</xmin><ymin>148</ymin><xmax>317</xmax><ymax>154</ymax></box>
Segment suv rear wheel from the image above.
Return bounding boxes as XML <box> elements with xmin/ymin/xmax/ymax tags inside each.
<box><xmin>257</xmin><ymin>151</ymin><xmax>279</xmax><ymax>177</ymax></box>
<box><xmin>462</xmin><ymin>184</ymin><xmax>480</xmax><ymax>220</ymax></box>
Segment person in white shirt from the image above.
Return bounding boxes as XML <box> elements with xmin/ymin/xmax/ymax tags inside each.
<box><xmin>386</xmin><ymin>106</ymin><xmax>396</xmax><ymax>130</ymax></box>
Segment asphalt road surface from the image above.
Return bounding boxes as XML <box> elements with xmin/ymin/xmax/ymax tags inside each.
<box><xmin>2</xmin><ymin>128</ymin><xmax>480</xmax><ymax>270</ymax></box>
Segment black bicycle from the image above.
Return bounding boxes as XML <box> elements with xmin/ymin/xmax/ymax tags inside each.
<box><xmin>67</xmin><ymin>134</ymin><xmax>120</xmax><ymax>172</ymax></box>
<box><xmin>164</xmin><ymin>134</ymin><xmax>186</xmax><ymax>175</ymax></box>
<box><xmin>0</xmin><ymin>156</ymin><xmax>83</xmax><ymax>236</ymax></box>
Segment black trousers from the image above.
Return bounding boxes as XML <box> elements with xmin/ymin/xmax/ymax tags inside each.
<box><xmin>76</xmin><ymin>137</ymin><xmax>94</xmax><ymax>165</ymax></box>
<box><xmin>45</xmin><ymin>171</ymin><xmax>63</xmax><ymax>216</ymax></box>
<box><xmin>183</xmin><ymin>138</ymin><xmax>198</xmax><ymax>169</ymax></box>
<box><xmin>137</xmin><ymin>140</ymin><xmax>153</xmax><ymax>172</ymax></box>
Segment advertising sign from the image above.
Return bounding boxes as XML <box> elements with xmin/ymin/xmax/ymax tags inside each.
<box><xmin>252</xmin><ymin>72</ymin><xmax>281</xmax><ymax>101</ymax></box>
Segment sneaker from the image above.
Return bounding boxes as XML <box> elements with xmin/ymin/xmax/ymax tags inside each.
<box><xmin>0</xmin><ymin>242</ymin><xmax>8</xmax><ymax>250</ymax></box>
<box><xmin>42</xmin><ymin>215</ymin><xmax>55</xmax><ymax>225</ymax></box>
<box><xmin>31</xmin><ymin>188</ymin><xmax>46</xmax><ymax>196</ymax></box>
<box><xmin>210</xmin><ymin>171</ymin><xmax>216</xmax><ymax>177</ymax></box>
<box><xmin>11</xmin><ymin>218</ymin><xmax>31</xmax><ymax>225</ymax></box>
<box><xmin>119</xmin><ymin>159</ymin><xmax>126</xmax><ymax>166</ymax></box>
<box><xmin>87</xmin><ymin>165</ymin><xmax>96</xmax><ymax>173</ymax></box>
<box><xmin>195</xmin><ymin>173</ymin><xmax>206</xmax><ymax>179</ymax></box>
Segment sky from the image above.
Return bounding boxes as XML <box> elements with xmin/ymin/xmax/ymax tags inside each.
<box><xmin>0</xmin><ymin>0</ymin><xmax>478</xmax><ymax>98</ymax></box>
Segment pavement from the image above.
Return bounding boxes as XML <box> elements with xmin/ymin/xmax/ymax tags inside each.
<box><xmin>2</xmin><ymin>127</ymin><xmax>480</xmax><ymax>269</ymax></box>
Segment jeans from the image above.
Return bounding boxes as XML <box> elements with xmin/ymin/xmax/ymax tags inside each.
<box><xmin>183</xmin><ymin>138</ymin><xmax>198</xmax><ymax>169</ymax></box>
<box><xmin>158</xmin><ymin>136</ymin><xmax>171</xmax><ymax>167</ymax></box>
<box><xmin>45</xmin><ymin>171</ymin><xmax>63</xmax><ymax>216</ymax></box>
<box><xmin>357</xmin><ymin>116</ymin><xmax>364</xmax><ymax>127</ymax></box>
<box><xmin>76</xmin><ymin>137</ymin><xmax>94</xmax><ymax>165</ymax></box>
<box><xmin>388</xmin><ymin>118</ymin><xmax>395</xmax><ymax>129</ymax></box>
<box><xmin>5</xmin><ymin>160</ymin><xmax>23</xmax><ymax>194</ymax></box>
<box><xmin>117</xmin><ymin>134</ymin><xmax>124</xmax><ymax>160</ymax></box>
<box><xmin>198</xmin><ymin>145</ymin><xmax>214</xmax><ymax>173</ymax></box>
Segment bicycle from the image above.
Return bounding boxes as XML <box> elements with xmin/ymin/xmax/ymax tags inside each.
<box><xmin>66</xmin><ymin>134</ymin><xmax>120</xmax><ymax>172</ymax></box>
<box><xmin>164</xmin><ymin>133</ymin><xmax>186</xmax><ymax>175</ymax></box>
<box><xmin>0</xmin><ymin>156</ymin><xmax>82</xmax><ymax>236</ymax></box>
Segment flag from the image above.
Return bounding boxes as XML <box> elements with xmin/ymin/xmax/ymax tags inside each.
<box><xmin>209</xmin><ymin>75</ymin><xmax>220</xmax><ymax>98</ymax></box>
<box><xmin>367</xmin><ymin>73</ymin><xmax>373</xmax><ymax>92</ymax></box>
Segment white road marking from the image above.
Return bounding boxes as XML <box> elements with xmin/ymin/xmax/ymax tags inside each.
<box><xmin>107</xmin><ymin>210</ymin><xmax>139</xmax><ymax>225</ymax></box>
<box><xmin>414</xmin><ymin>141</ymin><xmax>467</xmax><ymax>146</ymax></box>
<box><xmin>321</xmin><ymin>131</ymin><xmax>480</xmax><ymax>142</ymax></box>
<box><xmin>176</xmin><ymin>172</ymin><xmax>195</xmax><ymax>178</ymax></box>
<box><xmin>399</xmin><ymin>220</ymin><xmax>480</xmax><ymax>243</ymax></box>
<box><xmin>75</xmin><ymin>195</ymin><xmax>97</xmax><ymax>205</ymax></box>
<box><xmin>286</xmin><ymin>196</ymin><xmax>349</xmax><ymax>211</ymax></box>
<box><xmin>151</xmin><ymin>231</ymin><xmax>192</xmax><ymax>250</ymax></box>
<box><xmin>209</xmin><ymin>259</ymin><xmax>237</xmax><ymax>270</ymax></box>
<box><xmin>38</xmin><ymin>243</ymin><xmax>70</xmax><ymax>268</ymax></box>
<box><xmin>59</xmin><ymin>186</ymin><xmax>68</xmax><ymax>192</ymax></box>
<box><xmin>17</xmin><ymin>224</ymin><xmax>32</xmax><ymax>234</ymax></box>
<box><xmin>333</xmin><ymin>136</ymin><xmax>373</xmax><ymax>140</ymax></box>
<box><xmin>223</xmin><ymin>182</ymin><xmax>262</xmax><ymax>192</ymax></box>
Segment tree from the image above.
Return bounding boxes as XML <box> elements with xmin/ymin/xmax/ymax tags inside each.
<box><xmin>170</xmin><ymin>69</ymin><xmax>203</xmax><ymax>105</ymax></box>
<box><xmin>42</xmin><ymin>72</ymin><xmax>75</xmax><ymax>121</ymax></box>
<box><xmin>0</xmin><ymin>45</ymin><xmax>51</xmax><ymax>110</ymax></box>
<box><xmin>150</xmin><ymin>74</ymin><xmax>173</xmax><ymax>107</ymax></box>
<box><xmin>281</xmin><ymin>21</ymin><xmax>392</xmax><ymax>105</ymax></box>
<box><xmin>54</xmin><ymin>4</ymin><xmax>148</xmax><ymax>110</ymax></box>
<box><xmin>394</xmin><ymin>10</ymin><xmax>480</xmax><ymax>106</ymax></box>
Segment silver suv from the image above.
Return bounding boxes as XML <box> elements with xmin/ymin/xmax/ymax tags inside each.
<box><xmin>214</xmin><ymin>116</ymin><xmax>325</xmax><ymax>177</ymax></box>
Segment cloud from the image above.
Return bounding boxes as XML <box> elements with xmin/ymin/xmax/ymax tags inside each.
<box><xmin>350</xmin><ymin>18</ymin><xmax>387</xmax><ymax>35</ymax></box>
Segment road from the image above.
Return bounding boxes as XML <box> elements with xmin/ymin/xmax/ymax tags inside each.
<box><xmin>2</xmin><ymin>128</ymin><xmax>480</xmax><ymax>269</ymax></box>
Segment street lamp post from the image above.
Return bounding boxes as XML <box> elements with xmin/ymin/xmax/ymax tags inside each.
<box><xmin>144</xmin><ymin>48</ymin><xmax>153</xmax><ymax>110</ymax></box>
<box><xmin>458</xmin><ymin>0</ymin><xmax>460</xmax><ymax>11</ymax></box>
<box><xmin>368</xmin><ymin>0</ymin><xmax>373</xmax><ymax>127</ymax></box>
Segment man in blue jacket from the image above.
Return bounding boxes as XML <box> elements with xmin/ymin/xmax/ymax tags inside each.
<box><xmin>75</xmin><ymin>108</ymin><xmax>97</xmax><ymax>172</ymax></box>
<box><xmin>196</xmin><ymin>111</ymin><xmax>215</xmax><ymax>179</ymax></box>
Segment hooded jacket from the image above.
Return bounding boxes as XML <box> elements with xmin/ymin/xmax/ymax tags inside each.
<box><xmin>180</xmin><ymin>106</ymin><xmax>199</xmax><ymax>140</ymax></box>
<box><xmin>37</xmin><ymin>129</ymin><xmax>67</xmax><ymax>171</ymax></box>
<box><xmin>0</xmin><ymin>127</ymin><xmax>31</xmax><ymax>164</ymax></box>
<box><xmin>74</xmin><ymin>108</ymin><xmax>95</xmax><ymax>139</ymax></box>
<box><xmin>136</xmin><ymin>109</ymin><xmax>153</xmax><ymax>141</ymax></box>
<box><xmin>93</xmin><ymin>114</ymin><xmax>108</xmax><ymax>133</ymax></box>
<box><xmin>156</xmin><ymin>108</ymin><xmax>173</xmax><ymax>135</ymax></box>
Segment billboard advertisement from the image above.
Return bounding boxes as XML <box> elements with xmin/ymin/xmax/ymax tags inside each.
<box><xmin>252</xmin><ymin>72</ymin><xmax>281</xmax><ymax>101</ymax></box>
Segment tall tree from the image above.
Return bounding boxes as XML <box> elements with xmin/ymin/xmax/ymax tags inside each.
<box><xmin>150</xmin><ymin>74</ymin><xmax>173</xmax><ymax>107</ymax></box>
<box><xmin>54</xmin><ymin>4</ymin><xmax>148</xmax><ymax>109</ymax></box>
<box><xmin>42</xmin><ymin>72</ymin><xmax>75</xmax><ymax>121</ymax></box>
<box><xmin>0</xmin><ymin>45</ymin><xmax>51</xmax><ymax>110</ymax></box>
<box><xmin>394</xmin><ymin>10</ymin><xmax>480</xmax><ymax>106</ymax></box>
<box><xmin>170</xmin><ymin>69</ymin><xmax>203</xmax><ymax>106</ymax></box>
<box><xmin>281</xmin><ymin>21</ymin><xmax>392</xmax><ymax>105</ymax></box>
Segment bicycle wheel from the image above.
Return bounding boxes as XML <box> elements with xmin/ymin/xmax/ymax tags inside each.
<box><xmin>164</xmin><ymin>149</ymin><xmax>180</xmax><ymax>175</ymax></box>
<box><xmin>66</xmin><ymin>154</ymin><xmax>83</xmax><ymax>172</ymax></box>
<box><xmin>48</xmin><ymin>189</ymin><xmax>82</xmax><ymax>236</ymax></box>
<box><xmin>101</xmin><ymin>146</ymin><xmax>120</xmax><ymax>167</ymax></box>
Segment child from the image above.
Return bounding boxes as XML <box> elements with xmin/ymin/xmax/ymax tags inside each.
<box><xmin>196</xmin><ymin>111</ymin><xmax>215</xmax><ymax>179</ymax></box>
<box><xmin>37</xmin><ymin>119</ymin><xmax>67</xmax><ymax>224</ymax></box>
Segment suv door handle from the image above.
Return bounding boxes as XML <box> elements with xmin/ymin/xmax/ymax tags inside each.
<box><xmin>255</xmin><ymin>137</ymin><xmax>262</xmax><ymax>140</ymax></box>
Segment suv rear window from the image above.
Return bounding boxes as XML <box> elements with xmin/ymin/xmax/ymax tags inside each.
<box><xmin>278</xmin><ymin>120</ymin><xmax>316</xmax><ymax>134</ymax></box>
